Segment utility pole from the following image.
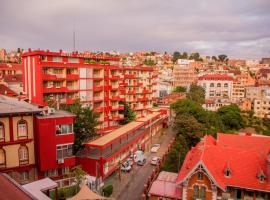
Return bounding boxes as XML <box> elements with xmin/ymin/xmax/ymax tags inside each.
<box><xmin>73</xmin><ymin>20</ymin><xmax>76</xmax><ymax>52</ymax></box>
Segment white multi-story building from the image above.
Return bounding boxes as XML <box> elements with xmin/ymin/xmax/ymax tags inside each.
<box><xmin>198</xmin><ymin>74</ymin><xmax>234</xmax><ymax>100</ymax></box>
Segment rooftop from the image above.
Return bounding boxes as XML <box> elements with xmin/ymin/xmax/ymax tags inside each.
<box><xmin>198</xmin><ymin>73</ymin><xmax>234</xmax><ymax>81</ymax></box>
<box><xmin>0</xmin><ymin>173</ymin><xmax>36</xmax><ymax>200</ymax></box>
<box><xmin>36</xmin><ymin>109</ymin><xmax>75</xmax><ymax>119</ymax></box>
<box><xmin>177</xmin><ymin>133</ymin><xmax>270</xmax><ymax>192</ymax></box>
<box><xmin>0</xmin><ymin>95</ymin><xmax>41</xmax><ymax>115</ymax></box>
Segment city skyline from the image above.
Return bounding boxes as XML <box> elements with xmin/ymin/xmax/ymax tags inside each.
<box><xmin>0</xmin><ymin>0</ymin><xmax>270</xmax><ymax>59</ymax></box>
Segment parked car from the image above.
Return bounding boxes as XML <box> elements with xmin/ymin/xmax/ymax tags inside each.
<box><xmin>125</xmin><ymin>158</ymin><xmax>134</xmax><ymax>166</ymax></box>
<box><xmin>151</xmin><ymin>144</ymin><xmax>161</xmax><ymax>153</ymax></box>
<box><xmin>150</xmin><ymin>156</ymin><xmax>160</xmax><ymax>165</ymax></box>
<box><xmin>121</xmin><ymin>163</ymin><xmax>132</xmax><ymax>172</ymax></box>
<box><xmin>129</xmin><ymin>154</ymin><xmax>138</xmax><ymax>163</ymax></box>
<box><xmin>137</xmin><ymin>158</ymin><xmax>146</xmax><ymax>166</ymax></box>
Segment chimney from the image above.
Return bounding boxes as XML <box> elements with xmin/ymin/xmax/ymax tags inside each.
<box><xmin>28</xmin><ymin>48</ymin><xmax>31</xmax><ymax>52</ymax></box>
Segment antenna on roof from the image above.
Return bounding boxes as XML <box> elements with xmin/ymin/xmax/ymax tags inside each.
<box><xmin>73</xmin><ymin>20</ymin><xmax>76</xmax><ymax>52</ymax></box>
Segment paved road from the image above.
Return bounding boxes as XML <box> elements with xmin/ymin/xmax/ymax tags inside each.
<box><xmin>114</xmin><ymin>127</ymin><xmax>176</xmax><ymax>200</ymax></box>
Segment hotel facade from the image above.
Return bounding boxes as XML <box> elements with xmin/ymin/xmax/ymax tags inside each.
<box><xmin>22</xmin><ymin>50</ymin><xmax>157</xmax><ymax>133</ymax></box>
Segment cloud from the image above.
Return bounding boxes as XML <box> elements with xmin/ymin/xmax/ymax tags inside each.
<box><xmin>0</xmin><ymin>0</ymin><xmax>269</xmax><ymax>59</ymax></box>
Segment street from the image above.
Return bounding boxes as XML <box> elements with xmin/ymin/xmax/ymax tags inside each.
<box><xmin>104</xmin><ymin>127</ymin><xmax>176</xmax><ymax>200</ymax></box>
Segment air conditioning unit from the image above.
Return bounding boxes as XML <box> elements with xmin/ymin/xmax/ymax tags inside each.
<box><xmin>48</xmin><ymin>108</ymin><xmax>55</xmax><ymax>115</ymax></box>
<box><xmin>57</xmin><ymin>158</ymin><xmax>64</xmax><ymax>164</ymax></box>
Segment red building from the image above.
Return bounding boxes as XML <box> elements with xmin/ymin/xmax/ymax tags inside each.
<box><xmin>149</xmin><ymin>133</ymin><xmax>270</xmax><ymax>200</ymax></box>
<box><xmin>21</xmin><ymin>50</ymin><xmax>157</xmax><ymax>133</ymax></box>
<box><xmin>34</xmin><ymin>109</ymin><xmax>76</xmax><ymax>180</ymax></box>
<box><xmin>76</xmin><ymin>109</ymin><xmax>168</xmax><ymax>179</ymax></box>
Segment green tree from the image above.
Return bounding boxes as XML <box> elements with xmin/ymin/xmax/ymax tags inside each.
<box><xmin>65</xmin><ymin>100</ymin><xmax>99</xmax><ymax>154</ymax></box>
<box><xmin>172</xmin><ymin>86</ymin><xmax>186</xmax><ymax>93</ymax></box>
<box><xmin>212</xmin><ymin>56</ymin><xmax>217</xmax><ymax>61</ymax></box>
<box><xmin>161</xmin><ymin>135</ymin><xmax>189</xmax><ymax>172</ymax></box>
<box><xmin>217</xmin><ymin>104</ymin><xmax>244</xmax><ymax>131</ymax></box>
<box><xmin>182</xmin><ymin>52</ymin><xmax>188</xmax><ymax>59</ymax></box>
<box><xmin>119</xmin><ymin>102</ymin><xmax>136</xmax><ymax>125</ymax></box>
<box><xmin>218</xmin><ymin>54</ymin><xmax>228</xmax><ymax>62</ymax></box>
<box><xmin>174</xmin><ymin>114</ymin><xmax>203</xmax><ymax>146</ymax></box>
<box><xmin>187</xmin><ymin>84</ymin><xmax>205</xmax><ymax>105</ymax></box>
<box><xmin>143</xmin><ymin>59</ymin><xmax>155</xmax><ymax>66</ymax></box>
<box><xmin>71</xmin><ymin>166</ymin><xmax>87</xmax><ymax>193</ymax></box>
<box><xmin>189</xmin><ymin>52</ymin><xmax>202</xmax><ymax>61</ymax></box>
<box><xmin>173</xmin><ymin>51</ymin><xmax>181</xmax><ymax>63</ymax></box>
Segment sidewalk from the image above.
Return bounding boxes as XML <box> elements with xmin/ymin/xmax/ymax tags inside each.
<box><xmin>104</xmin><ymin>127</ymin><xmax>176</xmax><ymax>200</ymax></box>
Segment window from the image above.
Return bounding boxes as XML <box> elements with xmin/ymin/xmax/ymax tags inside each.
<box><xmin>56</xmin><ymin>144</ymin><xmax>73</xmax><ymax>160</ymax></box>
<box><xmin>217</xmin><ymin>83</ymin><xmax>221</xmax><ymax>87</ymax></box>
<box><xmin>18</xmin><ymin>145</ymin><xmax>29</xmax><ymax>165</ymax></box>
<box><xmin>62</xmin><ymin>166</ymin><xmax>70</xmax><ymax>175</ymax></box>
<box><xmin>210</xmin><ymin>83</ymin><xmax>214</xmax><ymax>87</ymax></box>
<box><xmin>193</xmin><ymin>185</ymin><xmax>199</xmax><ymax>199</ymax></box>
<box><xmin>45</xmin><ymin>169</ymin><xmax>58</xmax><ymax>177</ymax></box>
<box><xmin>224</xmin><ymin>168</ymin><xmax>231</xmax><ymax>177</ymax></box>
<box><xmin>20</xmin><ymin>171</ymin><xmax>29</xmax><ymax>182</ymax></box>
<box><xmin>68</xmin><ymin>58</ymin><xmax>79</xmax><ymax>63</ymax></box>
<box><xmin>0</xmin><ymin>122</ymin><xmax>4</xmax><ymax>141</ymax></box>
<box><xmin>200</xmin><ymin>186</ymin><xmax>206</xmax><ymax>199</ymax></box>
<box><xmin>56</xmin><ymin>124</ymin><xmax>73</xmax><ymax>135</ymax></box>
<box><xmin>198</xmin><ymin>172</ymin><xmax>203</xmax><ymax>180</ymax></box>
<box><xmin>0</xmin><ymin>149</ymin><xmax>6</xmax><ymax>168</ymax></box>
<box><xmin>224</xmin><ymin>83</ymin><xmax>228</xmax><ymax>87</ymax></box>
<box><xmin>18</xmin><ymin>120</ymin><xmax>27</xmax><ymax>138</ymax></box>
<box><xmin>52</xmin><ymin>56</ymin><xmax>62</xmax><ymax>62</ymax></box>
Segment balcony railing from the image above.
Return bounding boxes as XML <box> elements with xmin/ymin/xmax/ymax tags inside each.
<box><xmin>42</xmin><ymin>73</ymin><xmax>57</xmax><ymax>80</ymax></box>
<box><xmin>66</xmin><ymin>74</ymin><xmax>79</xmax><ymax>79</ymax></box>
<box><xmin>43</xmin><ymin>86</ymin><xmax>67</xmax><ymax>93</ymax></box>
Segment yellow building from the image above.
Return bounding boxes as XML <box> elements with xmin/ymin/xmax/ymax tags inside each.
<box><xmin>0</xmin><ymin>95</ymin><xmax>41</xmax><ymax>184</ymax></box>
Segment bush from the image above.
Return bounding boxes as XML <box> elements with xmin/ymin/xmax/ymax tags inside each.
<box><xmin>50</xmin><ymin>185</ymin><xmax>77</xmax><ymax>200</ymax></box>
<box><xmin>103</xmin><ymin>184</ymin><xmax>113</xmax><ymax>197</ymax></box>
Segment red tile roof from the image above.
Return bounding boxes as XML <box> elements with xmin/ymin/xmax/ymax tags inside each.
<box><xmin>0</xmin><ymin>173</ymin><xmax>36</xmax><ymax>200</ymax></box>
<box><xmin>177</xmin><ymin>133</ymin><xmax>270</xmax><ymax>192</ymax></box>
<box><xmin>198</xmin><ymin>74</ymin><xmax>234</xmax><ymax>81</ymax></box>
<box><xmin>0</xmin><ymin>84</ymin><xmax>18</xmax><ymax>97</ymax></box>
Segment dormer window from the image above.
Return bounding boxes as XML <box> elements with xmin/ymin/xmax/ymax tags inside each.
<box><xmin>224</xmin><ymin>168</ymin><xmax>231</xmax><ymax>177</ymax></box>
<box><xmin>257</xmin><ymin>170</ymin><xmax>266</xmax><ymax>182</ymax></box>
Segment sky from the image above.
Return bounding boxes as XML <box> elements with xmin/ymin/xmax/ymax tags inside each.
<box><xmin>0</xmin><ymin>0</ymin><xmax>270</xmax><ymax>59</ymax></box>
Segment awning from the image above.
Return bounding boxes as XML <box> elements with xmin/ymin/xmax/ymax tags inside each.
<box><xmin>68</xmin><ymin>185</ymin><xmax>112</xmax><ymax>200</ymax></box>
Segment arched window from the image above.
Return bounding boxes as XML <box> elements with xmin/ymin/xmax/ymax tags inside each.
<box><xmin>0</xmin><ymin>122</ymin><xmax>4</xmax><ymax>142</ymax></box>
<box><xmin>217</xmin><ymin>83</ymin><xmax>221</xmax><ymax>87</ymax></box>
<box><xmin>224</xmin><ymin>83</ymin><xmax>228</xmax><ymax>87</ymax></box>
<box><xmin>18</xmin><ymin>120</ymin><xmax>27</xmax><ymax>138</ymax></box>
<box><xmin>200</xmin><ymin>186</ymin><xmax>206</xmax><ymax>199</ymax></box>
<box><xmin>193</xmin><ymin>185</ymin><xmax>199</xmax><ymax>199</ymax></box>
<box><xmin>0</xmin><ymin>149</ymin><xmax>6</xmax><ymax>168</ymax></box>
<box><xmin>210</xmin><ymin>83</ymin><xmax>214</xmax><ymax>87</ymax></box>
<box><xmin>18</xmin><ymin>145</ymin><xmax>29</xmax><ymax>165</ymax></box>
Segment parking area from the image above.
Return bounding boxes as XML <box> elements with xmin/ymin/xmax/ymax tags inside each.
<box><xmin>104</xmin><ymin>127</ymin><xmax>176</xmax><ymax>200</ymax></box>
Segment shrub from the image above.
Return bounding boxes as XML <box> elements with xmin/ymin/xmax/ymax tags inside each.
<box><xmin>103</xmin><ymin>184</ymin><xmax>113</xmax><ymax>197</ymax></box>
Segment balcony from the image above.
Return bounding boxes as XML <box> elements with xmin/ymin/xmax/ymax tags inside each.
<box><xmin>119</xmin><ymin>95</ymin><xmax>125</xmax><ymax>101</ymax></box>
<box><xmin>111</xmin><ymin>85</ymin><xmax>119</xmax><ymax>90</ymax></box>
<box><xmin>119</xmin><ymin>87</ymin><xmax>125</xmax><ymax>91</ymax></box>
<box><xmin>93</xmin><ymin>85</ymin><xmax>103</xmax><ymax>91</ymax></box>
<box><xmin>127</xmin><ymin>90</ymin><xmax>136</xmax><ymax>95</ymax></box>
<box><xmin>66</xmin><ymin>74</ymin><xmax>79</xmax><ymax>80</ymax></box>
<box><xmin>43</xmin><ymin>86</ymin><xmax>67</xmax><ymax>93</ymax></box>
<box><xmin>110</xmin><ymin>75</ymin><xmax>120</xmax><ymax>80</ymax></box>
<box><xmin>142</xmin><ymin>89</ymin><xmax>152</xmax><ymax>93</ymax></box>
<box><xmin>137</xmin><ymin>97</ymin><xmax>149</xmax><ymax>101</ymax></box>
<box><xmin>110</xmin><ymin>96</ymin><xmax>119</xmax><ymax>101</ymax></box>
<box><xmin>112</xmin><ymin>114</ymin><xmax>124</xmax><ymax>120</ymax></box>
<box><xmin>93</xmin><ymin>74</ymin><xmax>103</xmax><ymax>79</ymax></box>
<box><xmin>43</xmin><ymin>73</ymin><xmax>57</xmax><ymax>80</ymax></box>
<box><xmin>67</xmin><ymin>86</ymin><xmax>79</xmax><ymax>92</ymax></box>
<box><xmin>93</xmin><ymin>97</ymin><xmax>103</xmax><ymax>102</ymax></box>
<box><xmin>124</xmin><ymin>74</ymin><xmax>137</xmax><ymax>79</ymax></box>
<box><xmin>94</xmin><ymin>107</ymin><xmax>106</xmax><ymax>112</ymax></box>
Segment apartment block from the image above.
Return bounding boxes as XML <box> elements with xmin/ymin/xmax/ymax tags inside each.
<box><xmin>21</xmin><ymin>50</ymin><xmax>157</xmax><ymax>133</ymax></box>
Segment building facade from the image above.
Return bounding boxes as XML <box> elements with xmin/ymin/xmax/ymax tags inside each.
<box><xmin>173</xmin><ymin>59</ymin><xmax>197</xmax><ymax>88</ymax></box>
<box><xmin>0</xmin><ymin>95</ymin><xmax>41</xmax><ymax>184</ymax></box>
<box><xmin>198</xmin><ymin>74</ymin><xmax>234</xmax><ymax>100</ymax></box>
<box><xmin>77</xmin><ymin>109</ymin><xmax>168</xmax><ymax>179</ymax></box>
<box><xmin>21</xmin><ymin>50</ymin><xmax>157</xmax><ymax>133</ymax></box>
<box><xmin>34</xmin><ymin>109</ymin><xmax>76</xmax><ymax>180</ymax></box>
